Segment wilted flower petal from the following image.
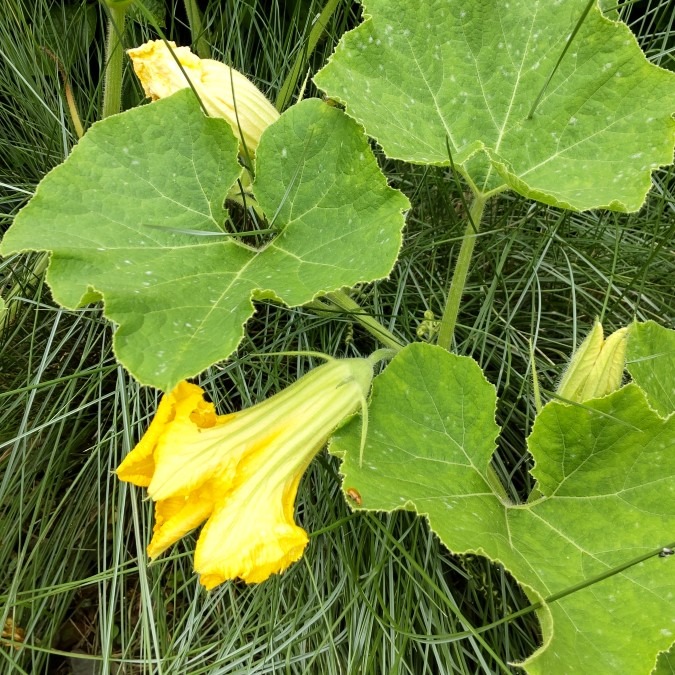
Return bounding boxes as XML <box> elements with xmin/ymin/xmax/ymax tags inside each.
<box><xmin>127</xmin><ymin>40</ymin><xmax>279</xmax><ymax>154</ymax></box>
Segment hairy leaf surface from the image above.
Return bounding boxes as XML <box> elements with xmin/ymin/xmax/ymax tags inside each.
<box><xmin>315</xmin><ymin>0</ymin><xmax>675</xmax><ymax>210</ymax></box>
<box><xmin>0</xmin><ymin>92</ymin><xmax>408</xmax><ymax>389</ymax></box>
<box><xmin>331</xmin><ymin>341</ymin><xmax>675</xmax><ymax>673</ymax></box>
<box><xmin>627</xmin><ymin>320</ymin><xmax>675</xmax><ymax>417</ymax></box>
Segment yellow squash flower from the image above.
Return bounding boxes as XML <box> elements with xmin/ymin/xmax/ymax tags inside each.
<box><xmin>556</xmin><ymin>321</ymin><xmax>629</xmax><ymax>403</ymax></box>
<box><xmin>117</xmin><ymin>357</ymin><xmax>374</xmax><ymax>589</ymax></box>
<box><xmin>127</xmin><ymin>40</ymin><xmax>279</xmax><ymax>154</ymax></box>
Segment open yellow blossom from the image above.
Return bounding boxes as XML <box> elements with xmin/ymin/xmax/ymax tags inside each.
<box><xmin>117</xmin><ymin>358</ymin><xmax>374</xmax><ymax>589</ymax></box>
<box><xmin>127</xmin><ymin>40</ymin><xmax>279</xmax><ymax>154</ymax></box>
<box><xmin>556</xmin><ymin>321</ymin><xmax>629</xmax><ymax>402</ymax></box>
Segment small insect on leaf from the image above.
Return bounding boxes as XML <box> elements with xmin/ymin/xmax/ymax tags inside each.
<box><xmin>322</xmin><ymin>95</ymin><xmax>342</xmax><ymax>108</ymax></box>
<box><xmin>345</xmin><ymin>487</ymin><xmax>362</xmax><ymax>506</ymax></box>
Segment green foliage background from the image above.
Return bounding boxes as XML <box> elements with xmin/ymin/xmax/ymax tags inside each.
<box><xmin>1</xmin><ymin>0</ymin><xmax>674</xmax><ymax>673</ymax></box>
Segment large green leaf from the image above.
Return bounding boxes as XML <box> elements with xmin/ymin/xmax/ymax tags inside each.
<box><xmin>315</xmin><ymin>0</ymin><xmax>675</xmax><ymax>211</ymax></box>
<box><xmin>331</xmin><ymin>342</ymin><xmax>675</xmax><ymax>673</ymax></box>
<box><xmin>0</xmin><ymin>91</ymin><xmax>408</xmax><ymax>390</ymax></box>
<box><xmin>627</xmin><ymin>320</ymin><xmax>675</xmax><ymax>417</ymax></box>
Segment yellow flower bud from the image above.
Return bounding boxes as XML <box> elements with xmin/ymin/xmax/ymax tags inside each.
<box><xmin>127</xmin><ymin>40</ymin><xmax>279</xmax><ymax>154</ymax></box>
<box><xmin>556</xmin><ymin>321</ymin><xmax>629</xmax><ymax>402</ymax></box>
<box><xmin>117</xmin><ymin>357</ymin><xmax>373</xmax><ymax>589</ymax></box>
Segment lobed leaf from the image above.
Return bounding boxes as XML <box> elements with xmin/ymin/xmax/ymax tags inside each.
<box><xmin>331</xmin><ymin>341</ymin><xmax>675</xmax><ymax>673</ymax></box>
<box><xmin>0</xmin><ymin>92</ymin><xmax>408</xmax><ymax>390</ymax></box>
<box><xmin>315</xmin><ymin>0</ymin><xmax>675</xmax><ymax>211</ymax></box>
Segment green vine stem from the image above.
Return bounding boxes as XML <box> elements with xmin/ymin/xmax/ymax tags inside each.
<box><xmin>436</xmin><ymin>193</ymin><xmax>488</xmax><ymax>351</ymax></box>
<box><xmin>321</xmin><ymin>289</ymin><xmax>405</xmax><ymax>352</ymax></box>
<box><xmin>275</xmin><ymin>0</ymin><xmax>341</xmax><ymax>111</ymax></box>
<box><xmin>101</xmin><ymin>1</ymin><xmax>129</xmax><ymax>119</ymax></box>
<box><xmin>183</xmin><ymin>0</ymin><xmax>211</xmax><ymax>58</ymax></box>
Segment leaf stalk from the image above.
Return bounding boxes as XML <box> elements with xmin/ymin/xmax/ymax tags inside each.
<box><xmin>101</xmin><ymin>2</ymin><xmax>128</xmax><ymax>119</ymax></box>
<box><xmin>436</xmin><ymin>193</ymin><xmax>488</xmax><ymax>351</ymax></box>
<box><xmin>323</xmin><ymin>289</ymin><xmax>405</xmax><ymax>352</ymax></box>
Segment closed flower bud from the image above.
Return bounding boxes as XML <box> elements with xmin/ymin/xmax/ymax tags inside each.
<box><xmin>556</xmin><ymin>321</ymin><xmax>629</xmax><ymax>402</ymax></box>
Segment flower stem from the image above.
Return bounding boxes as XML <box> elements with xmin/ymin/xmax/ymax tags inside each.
<box><xmin>322</xmin><ymin>289</ymin><xmax>404</xmax><ymax>352</ymax></box>
<box><xmin>368</xmin><ymin>348</ymin><xmax>397</xmax><ymax>366</ymax></box>
<box><xmin>183</xmin><ymin>0</ymin><xmax>211</xmax><ymax>58</ymax></box>
<box><xmin>436</xmin><ymin>193</ymin><xmax>488</xmax><ymax>351</ymax></box>
<box><xmin>101</xmin><ymin>3</ymin><xmax>127</xmax><ymax>119</ymax></box>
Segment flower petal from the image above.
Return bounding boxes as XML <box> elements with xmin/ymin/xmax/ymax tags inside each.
<box><xmin>127</xmin><ymin>40</ymin><xmax>279</xmax><ymax>153</ymax></box>
<box><xmin>117</xmin><ymin>358</ymin><xmax>376</xmax><ymax>588</ymax></box>
<box><xmin>127</xmin><ymin>41</ymin><xmax>201</xmax><ymax>101</ymax></box>
<box><xmin>196</xmin><ymin>60</ymin><xmax>280</xmax><ymax>152</ymax></box>
<box><xmin>194</xmin><ymin>468</ymin><xmax>309</xmax><ymax>588</ymax></box>
<box><xmin>147</xmin><ymin>487</ymin><xmax>215</xmax><ymax>559</ymax></box>
<box><xmin>116</xmin><ymin>381</ymin><xmax>203</xmax><ymax>486</ymax></box>
<box><xmin>147</xmin><ymin>426</ymin><xmax>238</xmax><ymax>502</ymax></box>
